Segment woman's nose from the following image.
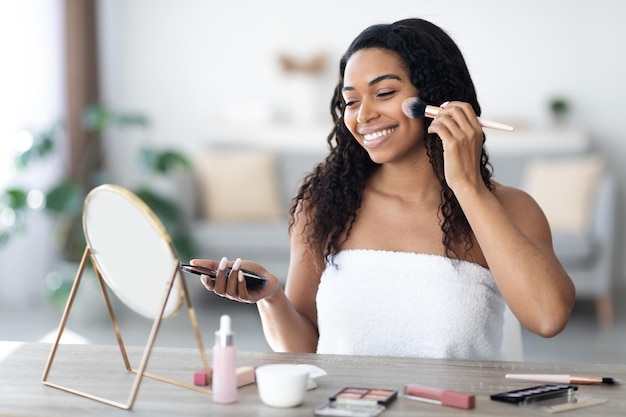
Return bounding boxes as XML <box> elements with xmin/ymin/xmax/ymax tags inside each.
<box><xmin>357</xmin><ymin>100</ymin><xmax>378</xmax><ymax>123</ymax></box>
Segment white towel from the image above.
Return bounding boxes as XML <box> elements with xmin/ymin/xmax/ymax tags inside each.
<box><xmin>316</xmin><ymin>250</ymin><xmax>505</xmax><ymax>360</ymax></box>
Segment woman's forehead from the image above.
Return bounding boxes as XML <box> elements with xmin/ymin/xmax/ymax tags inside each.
<box><xmin>343</xmin><ymin>48</ymin><xmax>407</xmax><ymax>85</ymax></box>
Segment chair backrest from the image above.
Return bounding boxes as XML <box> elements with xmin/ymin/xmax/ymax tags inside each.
<box><xmin>502</xmin><ymin>305</ymin><xmax>524</xmax><ymax>361</ymax></box>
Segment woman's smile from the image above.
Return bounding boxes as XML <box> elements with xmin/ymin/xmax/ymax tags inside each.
<box><xmin>360</xmin><ymin>127</ymin><xmax>398</xmax><ymax>148</ymax></box>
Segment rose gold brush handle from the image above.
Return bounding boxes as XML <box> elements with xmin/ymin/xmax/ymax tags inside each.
<box><xmin>425</xmin><ymin>105</ymin><xmax>515</xmax><ymax>132</ymax></box>
<box><xmin>505</xmin><ymin>374</ymin><xmax>619</xmax><ymax>385</ymax></box>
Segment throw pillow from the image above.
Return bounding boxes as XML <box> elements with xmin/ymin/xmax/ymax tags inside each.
<box><xmin>195</xmin><ymin>151</ymin><xmax>283</xmax><ymax>221</ymax></box>
<box><xmin>521</xmin><ymin>154</ymin><xmax>604</xmax><ymax>234</ymax></box>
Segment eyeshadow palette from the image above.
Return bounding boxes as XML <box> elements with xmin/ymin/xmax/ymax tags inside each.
<box><xmin>314</xmin><ymin>387</ymin><xmax>398</xmax><ymax>417</ymax></box>
<box><xmin>331</xmin><ymin>387</ymin><xmax>398</xmax><ymax>405</ymax></box>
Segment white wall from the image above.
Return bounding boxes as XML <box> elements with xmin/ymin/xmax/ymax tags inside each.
<box><xmin>96</xmin><ymin>0</ymin><xmax>626</xmax><ymax>284</ymax></box>
<box><xmin>0</xmin><ymin>0</ymin><xmax>65</xmax><ymax>306</ymax></box>
<box><xmin>96</xmin><ymin>0</ymin><xmax>626</xmax><ymax>136</ymax></box>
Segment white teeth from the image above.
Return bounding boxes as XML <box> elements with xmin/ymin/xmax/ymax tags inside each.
<box><xmin>363</xmin><ymin>127</ymin><xmax>396</xmax><ymax>141</ymax></box>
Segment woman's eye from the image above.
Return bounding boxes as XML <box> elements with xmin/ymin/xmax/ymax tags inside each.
<box><xmin>377</xmin><ymin>90</ymin><xmax>395</xmax><ymax>99</ymax></box>
<box><xmin>344</xmin><ymin>99</ymin><xmax>359</xmax><ymax>108</ymax></box>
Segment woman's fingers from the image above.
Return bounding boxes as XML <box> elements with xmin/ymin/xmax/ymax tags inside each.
<box><xmin>225</xmin><ymin>258</ymin><xmax>242</xmax><ymax>295</ymax></box>
<box><xmin>236</xmin><ymin>270</ymin><xmax>251</xmax><ymax>301</ymax></box>
<box><xmin>200</xmin><ymin>274</ymin><xmax>214</xmax><ymax>290</ymax></box>
<box><xmin>211</xmin><ymin>256</ymin><xmax>229</xmax><ymax>295</ymax></box>
<box><xmin>194</xmin><ymin>256</ymin><xmax>274</xmax><ymax>304</ymax></box>
<box><xmin>429</xmin><ymin>102</ymin><xmax>479</xmax><ymax>138</ymax></box>
<box><xmin>210</xmin><ymin>257</ymin><xmax>253</xmax><ymax>302</ymax></box>
<box><xmin>427</xmin><ymin>101</ymin><xmax>484</xmax><ymax>190</ymax></box>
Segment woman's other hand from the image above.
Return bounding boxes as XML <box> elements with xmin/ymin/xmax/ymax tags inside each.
<box><xmin>190</xmin><ymin>257</ymin><xmax>282</xmax><ymax>304</ymax></box>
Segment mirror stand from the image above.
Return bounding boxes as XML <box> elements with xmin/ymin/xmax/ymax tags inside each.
<box><xmin>41</xmin><ymin>245</ymin><xmax>212</xmax><ymax>410</ymax></box>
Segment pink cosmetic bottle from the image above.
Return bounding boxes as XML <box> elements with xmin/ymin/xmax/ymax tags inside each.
<box><xmin>212</xmin><ymin>314</ymin><xmax>237</xmax><ymax>403</ymax></box>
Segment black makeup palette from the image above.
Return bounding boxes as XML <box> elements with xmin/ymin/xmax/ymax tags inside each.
<box><xmin>314</xmin><ymin>387</ymin><xmax>398</xmax><ymax>416</ymax></box>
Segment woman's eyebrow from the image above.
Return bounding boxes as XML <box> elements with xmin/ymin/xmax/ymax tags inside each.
<box><xmin>342</xmin><ymin>74</ymin><xmax>402</xmax><ymax>92</ymax></box>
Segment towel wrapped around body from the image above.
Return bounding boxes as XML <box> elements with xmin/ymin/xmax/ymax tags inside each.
<box><xmin>316</xmin><ymin>250</ymin><xmax>505</xmax><ymax>360</ymax></box>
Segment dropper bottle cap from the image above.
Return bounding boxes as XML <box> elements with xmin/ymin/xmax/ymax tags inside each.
<box><xmin>215</xmin><ymin>314</ymin><xmax>234</xmax><ymax>347</ymax></box>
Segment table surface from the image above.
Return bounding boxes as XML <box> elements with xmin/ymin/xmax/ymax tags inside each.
<box><xmin>1</xmin><ymin>341</ymin><xmax>624</xmax><ymax>416</ymax></box>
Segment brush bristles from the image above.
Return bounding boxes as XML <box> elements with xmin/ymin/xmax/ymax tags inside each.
<box><xmin>602</xmin><ymin>378</ymin><xmax>620</xmax><ymax>385</ymax></box>
<box><xmin>401</xmin><ymin>97</ymin><xmax>427</xmax><ymax>119</ymax></box>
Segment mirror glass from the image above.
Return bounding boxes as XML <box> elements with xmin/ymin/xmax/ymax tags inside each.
<box><xmin>82</xmin><ymin>184</ymin><xmax>184</xmax><ymax>319</ymax></box>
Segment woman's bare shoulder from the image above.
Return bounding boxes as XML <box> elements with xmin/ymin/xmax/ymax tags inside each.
<box><xmin>490</xmin><ymin>180</ymin><xmax>547</xmax><ymax>222</ymax></box>
<box><xmin>492</xmin><ymin>180</ymin><xmax>532</xmax><ymax>200</ymax></box>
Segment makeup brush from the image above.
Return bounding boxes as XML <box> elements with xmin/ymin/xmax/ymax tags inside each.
<box><xmin>505</xmin><ymin>374</ymin><xmax>621</xmax><ymax>385</ymax></box>
<box><xmin>401</xmin><ymin>97</ymin><xmax>515</xmax><ymax>132</ymax></box>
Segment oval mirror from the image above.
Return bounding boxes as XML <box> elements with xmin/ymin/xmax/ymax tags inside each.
<box><xmin>82</xmin><ymin>184</ymin><xmax>184</xmax><ymax>319</ymax></box>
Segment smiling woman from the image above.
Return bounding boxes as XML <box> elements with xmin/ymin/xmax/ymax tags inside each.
<box><xmin>191</xmin><ymin>18</ymin><xmax>575</xmax><ymax>361</ymax></box>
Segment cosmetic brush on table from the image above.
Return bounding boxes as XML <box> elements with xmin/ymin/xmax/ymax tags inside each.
<box><xmin>402</xmin><ymin>97</ymin><xmax>515</xmax><ymax>132</ymax></box>
<box><xmin>505</xmin><ymin>373</ymin><xmax>621</xmax><ymax>385</ymax></box>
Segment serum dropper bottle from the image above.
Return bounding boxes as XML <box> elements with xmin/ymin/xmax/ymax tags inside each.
<box><xmin>212</xmin><ymin>314</ymin><xmax>237</xmax><ymax>403</ymax></box>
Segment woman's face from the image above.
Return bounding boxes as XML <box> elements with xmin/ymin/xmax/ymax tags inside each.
<box><xmin>342</xmin><ymin>48</ymin><xmax>423</xmax><ymax>164</ymax></box>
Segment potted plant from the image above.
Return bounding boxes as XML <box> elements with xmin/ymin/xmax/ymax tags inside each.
<box><xmin>0</xmin><ymin>104</ymin><xmax>196</xmax><ymax>307</ymax></box>
<box><xmin>549</xmin><ymin>97</ymin><xmax>570</xmax><ymax>124</ymax></box>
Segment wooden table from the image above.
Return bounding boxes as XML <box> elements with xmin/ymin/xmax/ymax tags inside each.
<box><xmin>1</xmin><ymin>341</ymin><xmax>624</xmax><ymax>416</ymax></box>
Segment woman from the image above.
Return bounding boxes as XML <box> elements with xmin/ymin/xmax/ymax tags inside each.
<box><xmin>192</xmin><ymin>18</ymin><xmax>575</xmax><ymax>360</ymax></box>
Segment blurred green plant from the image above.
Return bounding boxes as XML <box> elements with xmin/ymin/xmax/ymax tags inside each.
<box><xmin>549</xmin><ymin>97</ymin><xmax>570</xmax><ymax>121</ymax></box>
<box><xmin>0</xmin><ymin>104</ymin><xmax>195</xmax><ymax>262</ymax></box>
<box><xmin>12</xmin><ymin>122</ymin><xmax>58</xmax><ymax>170</ymax></box>
<box><xmin>139</xmin><ymin>148</ymin><xmax>191</xmax><ymax>174</ymax></box>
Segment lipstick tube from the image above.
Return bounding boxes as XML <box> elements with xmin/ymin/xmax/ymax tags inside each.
<box><xmin>404</xmin><ymin>384</ymin><xmax>475</xmax><ymax>409</ymax></box>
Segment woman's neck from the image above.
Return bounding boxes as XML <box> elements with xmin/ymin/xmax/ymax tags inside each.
<box><xmin>368</xmin><ymin>156</ymin><xmax>441</xmax><ymax>202</ymax></box>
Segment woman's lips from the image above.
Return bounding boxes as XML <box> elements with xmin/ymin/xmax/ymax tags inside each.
<box><xmin>360</xmin><ymin>127</ymin><xmax>397</xmax><ymax>148</ymax></box>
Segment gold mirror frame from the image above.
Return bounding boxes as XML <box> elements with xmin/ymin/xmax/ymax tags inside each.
<box><xmin>41</xmin><ymin>184</ymin><xmax>211</xmax><ymax>409</ymax></box>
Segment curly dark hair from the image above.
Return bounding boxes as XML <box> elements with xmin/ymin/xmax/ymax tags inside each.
<box><xmin>288</xmin><ymin>18</ymin><xmax>493</xmax><ymax>267</ymax></box>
